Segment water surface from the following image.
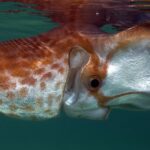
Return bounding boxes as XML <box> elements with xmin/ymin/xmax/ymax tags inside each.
<box><xmin>0</xmin><ymin>2</ymin><xmax>149</xmax><ymax>150</ymax></box>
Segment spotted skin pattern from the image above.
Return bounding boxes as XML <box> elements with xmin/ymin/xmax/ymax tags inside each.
<box><xmin>0</xmin><ymin>22</ymin><xmax>96</xmax><ymax>119</ymax></box>
<box><xmin>0</xmin><ymin>19</ymin><xmax>149</xmax><ymax>121</ymax></box>
<box><xmin>0</xmin><ymin>32</ymin><xmax>69</xmax><ymax>119</ymax></box>
<box><xmin>0</xmin><ymin>22</ymin><xmax>148</xmax><ymax>120</ymax></box>
<box><xmin>0</xmin><ymin>1</ymin><xmax>149</xmax><ymax>120</ymax></box>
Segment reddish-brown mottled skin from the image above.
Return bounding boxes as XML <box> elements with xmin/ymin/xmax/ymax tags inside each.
<box><xmin>0</xmin><ymin>0</ymin><xmax>148</xmax><ymax>120</ymax></box>
<box><xmin>0</xmin><ymin>20</ymin><xmax>149</xmax><ymax>96</ymax></box>
<box><xmin>0</xmin><ymin>24</ymin><xmax>96</xmax><ymax>92</ymax></box>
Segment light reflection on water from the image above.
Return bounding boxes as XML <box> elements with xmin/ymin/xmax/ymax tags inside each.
<box><xmin>0</xmin><ymin>2</ymin><xmax>59</xmax><ymax>41</ymax></box>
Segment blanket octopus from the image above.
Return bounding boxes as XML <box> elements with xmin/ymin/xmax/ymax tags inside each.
<box><xmin>0</xmin><ymin>0</ymin><xmax>149</xmax><ymax>120</ymax></box>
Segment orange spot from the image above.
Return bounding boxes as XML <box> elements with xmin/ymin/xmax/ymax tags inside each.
<box><xmin>55</xmin><ymin>49</ymin><xmax>64</xmax><ymax>59</ymax></box>
<box><xmin>36</xmin><ymin>97</ymin><xmax>43</xmax><ymax>108</ymax></box>
<box><xmin>11</xmin><ymin>68</ymin><xmax>30</xmax><ymax>78</ymax></box>
<box><xmin>64</xmin><ymin>58</ymin><xmax>68</xmax><ymax>64</ymax></box>
<box><xmin>0</xmin><ymin>75</ymin><xmax>10</xmax><ymax>90</ymax></box>
<box><xmin>7</xmin><ymin>91</ymin><xmax>15</xmax><ymax>100</ymax></box>
<box><xmin>51</xmin><ymin>63</ymin><xmax>60</xmax><ymax>69</ymax></box>
<box><xmin>21</xmin><ymin>77</ymin><xmax>37</xmax><ymax>86</ymax></box>
<box><xmin>0</xmin><ymin>83</ymin><xmax>10</xmax><ymax>90</ymax></box>
<box><xmin>34</xmin><ymin>68</ymin><xmax>45</xmax><ymax>75</ymax></box>
<box><xmin>9</xmin><ymin>82</ymin><xmax>16</xmax><ymax>89</ymax></box>
<box><xmin>42</xmin><ymin>58</ymin><xmax>53</xmax><ymax>65</ymax></box>
<box><xmin>40</xmin><ymin>82</ymin><xmax>46</xmax><ymax>91</ymax></box>
<box><xmin>58</xmin><ymin>67</ymin><xmax>65</xmax><ymax>74</ymax></box>
<box><xmin>30</xmin><ymin>61</ymin><xmax>41</xmax><ymax>70</ymax></box>
<box><xmin>41</xmin><ymin>72</ymin><xmax>52</xmax><ymax>81</ymax></box>
<box><xmin>48</xmin><ymin>94</ymin><xmax>55</xmax><ymax>106</ymax></box>
<box><xmin>19</xmin><ymin>87</ymin><xmax>28</xmax><ymax>98</ymax></box>
<box><xmin>0</xmin><ymin>75</ymin><xmax>9</xmax><ymax>83</ymax></box>
<box><xmin>17</xmin><ymin>60</ymin><xmax>31</xmax><ymax>69</ymax></box>
<box><xmin>0</xmin><ymin>58</ymin><xmax>9</xmax><ymax>71</ymax></box>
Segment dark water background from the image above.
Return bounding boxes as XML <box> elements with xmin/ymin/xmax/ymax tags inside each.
<box><xmin>0</xmin><ymin>2</ymin><xmax>150</xmax><ymax>150</ymax></box>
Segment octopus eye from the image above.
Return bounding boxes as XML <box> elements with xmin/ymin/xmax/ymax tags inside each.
<box><xmin>88</xmin><ymin>76</ymin><xmax>102</xmax><ymax>91</ymax></box>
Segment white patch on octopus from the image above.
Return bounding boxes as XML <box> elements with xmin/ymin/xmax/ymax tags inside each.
<box><xmin>0</xmin><ymin>55</ymin><xmax>68</xmax><ymax>120</ymax></box>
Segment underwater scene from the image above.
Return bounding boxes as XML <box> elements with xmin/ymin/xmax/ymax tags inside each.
<box><xmin>0</xmin><ymin>1</ymin><xmax>149</xmax><ymax>150</ymax></box>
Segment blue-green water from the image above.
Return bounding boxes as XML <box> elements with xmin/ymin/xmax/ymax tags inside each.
<box><xmin>0</xmin><ymin>2</ymin><xmax>150</xmax><ymax>150</ymax></box>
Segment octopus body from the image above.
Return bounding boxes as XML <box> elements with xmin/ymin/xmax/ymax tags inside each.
<box><xmin>0</xmin><ymin>32</ymin><xmax>68</xmax><ymax>119</ymax></box>
<box><xmin>0</xmin><ymin>0</ymin><xmax>149</xmax><ymax>120</ymax></box>
<box><xmin>0</xmin><ymin>25</ymin><xmax>100</xmax><ymax>119</ymax></box>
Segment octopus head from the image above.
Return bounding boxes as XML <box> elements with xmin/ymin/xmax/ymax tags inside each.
<box><xmin>63</xmin><ymin>46</ymin><xmax>110</xmax><ymax>120</ymax></box>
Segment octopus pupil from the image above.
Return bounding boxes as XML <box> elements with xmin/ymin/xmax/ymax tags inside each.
<box><xmin>90</xmin><ymin>79</ymin><xmax>100</xmax><ymax>88</ymax></box>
